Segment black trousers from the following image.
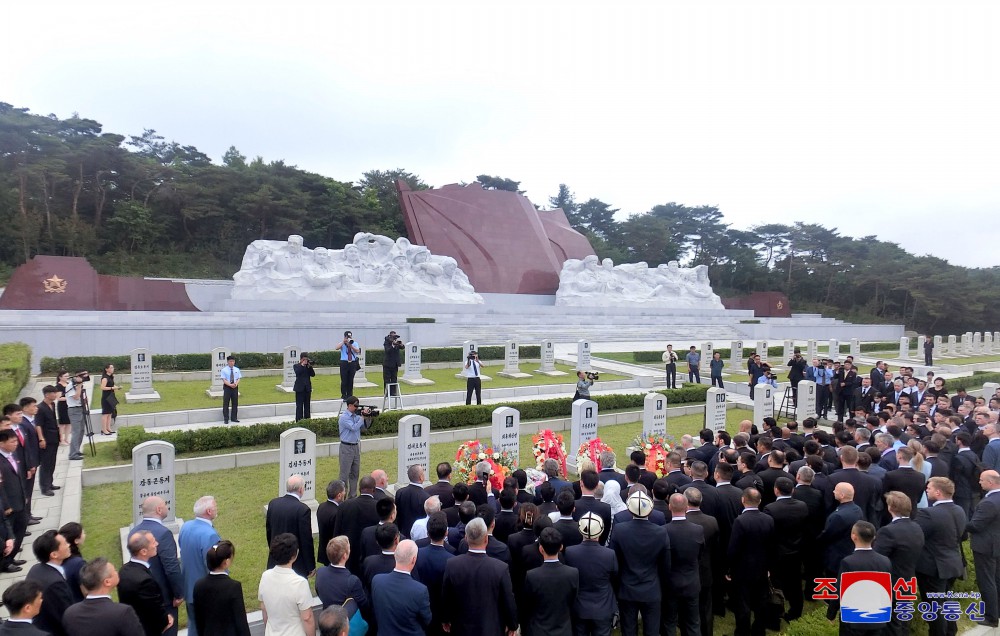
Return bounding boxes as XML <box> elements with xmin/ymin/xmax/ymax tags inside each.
<box><xmin>340</xmin><ymin>361</ymin><xmax>356</xmax><ymax>400</ymax></box>
<box><xmin>39</xmin><ymin>443</ymin><xmax>57</xmax><ymax>490</ymax></box>
<box><xmin>816</xmin><ymin>384</ymin><xmax>830</xmax><ymax>417</ymax></box>
<box><xmin>619</xmin><ymin>599</ymin><xmax>660</xmax><ymax>636</ymax></box>
<box><xmin>665</xmin><ymin>363</ymin><xmax>677</xmax><ymax>388</ymax></box>
<box><xmin>222</xmin><ymin>385</ymin><xmax>238</xmax><ymax>423</ymax></box>
<box><xmin>688</xmin><ymin>366</ymin><xmax>701</xmax><ymax>384</ymax></box>
<box><xmin>698</xmin><ymin>584</ymin><xmax>714</xmax><ymax>636</ymax></box>
<box><xmin>925</xmin><ymin>352</ymin><xmax>933</xmax><ymax>366</ymax></box>
<box><xmin>382</xmin><ymin>365</ymin><xmax>398</xmax><ymax>389</ymax></box>
<box><xmin>917</xmin><ymin>574</ymin><xmax>957</xmax><ymax>636</ymax></box>
<box><xmin>711</xmin><ymin>375</ymin><xmax>725</xmax><ymax>388</ymax></box>
<box><xmin>295</xmin><ymin>390</ymin><xmax>311</xmax><ymax>421</ymax></box>
<box><xmin>773</xmin><ymin>554</ymin><xmax>803</xmax><ymax>619</ymax></box>
<box><xmin>573</xmin><ymin>615</ymin><xmax>613</xmax><ymax>636</ymax></box>
<box><xmin>974</xmin><ymin>551</ymin><xmax>1000</xmax><ymax>625</ymax></box>
<box><xmin>663</xmin><ymin>593</ymin><xmax>701</xmax><ymax>636</ymax></box>
<box><xmin>2</xmin><ymin>509</ymin><xmax>28</xmax><ymax>568</ymax></box>
<box><xmin>732</xmin><ymin>579</ymin><xmax>767</xmax><ymax>636</ymax></box>
<box><xmin>466</xmin><ymin>377</ymin><xmax>481</xmax><ymax>405</ymax></box>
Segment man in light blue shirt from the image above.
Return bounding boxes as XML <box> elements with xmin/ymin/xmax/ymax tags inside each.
<box><xmin>177</xmin><ymin>496</ymin><xmax>220</xmax><ymax>636</ymax></box>
<box><xmin>686</xmin><ymin>347</ymin><xmax>701</xmax><ymax>385</ymax></box>
<box><xmin>339</xmin><ymin>396</ymin><xmax>371</xmax><ymax>498</ymax></box>
<box><xmin>220</xmin><ymin>356</ymin><xmax>241</xmax><ymax>424</ymax></box>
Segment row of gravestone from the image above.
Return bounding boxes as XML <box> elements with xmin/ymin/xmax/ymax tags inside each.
<box><xmin>130</xmin><ymin>388</ymin><xmax>745</xmax><ymax>524</ymax></box>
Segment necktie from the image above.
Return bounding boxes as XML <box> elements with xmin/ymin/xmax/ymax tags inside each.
<box><xmin>14</xmin><ymin>427</ymin><xmax>24</xmax><ymax>446</ymax></box>
<box><xmin>7</xmin><ymin>455</ymin><xmax>16</xmax><ymax>474</ymax></box>
<box><xmin>473</xmin><ymin>362</ymin><xmax>479</xmax><ymax>377</ymax></box>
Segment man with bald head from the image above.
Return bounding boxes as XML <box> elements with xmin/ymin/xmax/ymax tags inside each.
<box><xmin>129</xmin><ymin>496</ymin><xmax>183</xmax><ymax>635</ymax></box>
<box><xmin>266</xmin><ymin>474</ymin><xmax>315</xmax><ymax>577</ymax></box>
<box><xmin>966</xmin><ymin>470</ymin><xmax>1000</xmax><ymax>627</ymax></box>
<box><xmin>372</xmin><ymin>469</ymin><xmax>393</xmax><ymax>501</ymax></box>
<box><xmin>817</xmin><ymin>482</ymin><xmax>862</xmax><ymax>576</ymax></box>
<box><xmin>372</xmin><ymin>540</ymin><xmax>432</xmax><ymax>636</ymax></box>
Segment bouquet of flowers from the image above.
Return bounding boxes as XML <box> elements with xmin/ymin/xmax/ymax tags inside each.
<box><xmin>454</xmin><ymin>440</ymin><xmax>517</xmax><ymax>491</ymax></box>
<box><xmin>531</xmin><ymin>429</ymin><xmax>568</xmax><ymax>478</ymax></box>
<box><xmin>631</xmin><ymin>433</ymin><xmax>676</xmax><ymax>478</ymax></box>
<box><xmin>576</xmin><ymin>438</ymin><xmax>614</xmax><ymax>471</ymax></box>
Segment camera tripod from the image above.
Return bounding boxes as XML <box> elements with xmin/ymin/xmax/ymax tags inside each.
<box><xmin>79</xmin><ymin>386</ymin><xmax>97</xmax><ymax>457</ymax></box>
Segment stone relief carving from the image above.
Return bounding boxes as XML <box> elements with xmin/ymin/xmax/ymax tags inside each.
<box><xmin>231</xmin><ymin>233</ymin><xmax>484</xmax><ymax>303</ymax></box>
<box><xmin>555</xmin><ymin>255</ymin><xmax>724</xmax><ymax>308</ymax></box>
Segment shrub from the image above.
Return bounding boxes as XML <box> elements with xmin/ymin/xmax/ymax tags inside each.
<box><xmin>115</xmin><ymin>384</ymin><xmax>710</xmax><ymax>459</ymax></box>
<box><xmin>784</xmin><ymin>606</ymin><xmax>838</xmax><ymax>636</ymax></box>
<box><xmin>0</xmin><ymin>343</ymin><xmax>31</xmax><ymax>405</ymax></box>
<box><xmin>406</xmin><ymin>317</ymin><xmax>436</xmax><ymax>323</ymax></box>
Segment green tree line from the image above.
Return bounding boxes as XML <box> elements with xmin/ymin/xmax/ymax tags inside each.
<box><xmin>1</xmin><ymin>103</ymin><xmax>996</xmax><ymax>334</ymax></box>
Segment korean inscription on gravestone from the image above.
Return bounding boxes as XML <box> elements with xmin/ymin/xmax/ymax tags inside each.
<box><xmin>132</xmin><ymin>440</ymin><xmax>176</xmax><ymax>526</ymax></box>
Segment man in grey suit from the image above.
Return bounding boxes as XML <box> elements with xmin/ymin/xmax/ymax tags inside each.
<box><xmin>967</xmin><ymin>470</ymin><xmax>1000</xmax><ymax>628</ymax></box>
<box><xmin>129</xmin><ymin>497</ymin><xmax>183</xmax><ymax>636</ymax></box>
<box><xmin>916</xmin><ymin>477</ymin><xmax>968</xmax><ymax>636</ymax></box>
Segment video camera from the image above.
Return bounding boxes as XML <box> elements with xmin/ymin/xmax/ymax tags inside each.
<box><xmin>358</xmin><ymin>405</ymin><xmax>380</xmax><ymax>417</ymax></box>
<box><xmin>467</xmin><ymin>351</ymin><xmax>479</xmax><ymax>360</ymax></box>
<box><xmin>75</xmin><ymin>371</ymin><xmax>91</xmax><ymax>383</ymax></box>
<box><xmin>586</xmin><ymin>371</ymin><xmax>600</xmax><ymax>381</ymax></box>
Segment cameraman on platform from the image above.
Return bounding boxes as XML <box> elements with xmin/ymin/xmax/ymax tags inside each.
<box><xmin>338</xmin><ymin>396</ymin><xmax>373</xmax><ymax>498</ymax></box>
<box><xmin>463</xmin><ymin>350</ymin><xmax>483</xmax><ymax>405</ymax></box>
<box><xmin>293</xmin><ymin>353</ymin><xmax>315</xmax><ymax>421</ymax></box>
<box><xmin>339</xmin><ymin>331</ymin><xmax>361</xmax><ymax>400</ymax></box>
<box><xmin>66</xmin><ymin>370</ymin><xmax>88</xmax><ymax>460</ymax></box>
<box><xmin>383</xmin><ymin>331</ymin><xmax>403</xmax><ymax>394</ymax></box>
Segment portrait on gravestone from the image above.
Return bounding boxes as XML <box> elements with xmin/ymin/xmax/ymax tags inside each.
<box><xmin>506</xmin><ymin>416</ymin><xmax>514</xmax><ymax>428</ymax></box>
<box><xmin>137</xmin><ymin>353</ymin><xmax>145</xmax><ymax>362</ymax></box>
<box><xmin>148</xmin><ymin>454</ymin><xmax>161</xmax><ymax>471</ymax></box>
<box><xmin>412</xmin><ymin>422</ymin><xmax>422</xmax><ymax>438</ymax></box>
<box><xmin>586</xmin><ymin>407</ymin><xmax>593</xmax><ymax>418</ymax></box>
<box><xmin>294</xmin><ymin>440</ymin><xmax>306</xmax><ymax>455</ymax></box>
<box><xmin>657</xmin><ymin>399</ymin><xmax>663</xmax><ymax>410</ymax></box>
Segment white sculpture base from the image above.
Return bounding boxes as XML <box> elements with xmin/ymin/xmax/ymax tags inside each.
<box><xmin>125</xmin><ymin>391</ymin><xmax>161</xmax><ymax>404</ymax></box>
<box><xmin>401</xmin><ymin>377</ymin><xmax>435</xmax><ymax>386</ymax></box>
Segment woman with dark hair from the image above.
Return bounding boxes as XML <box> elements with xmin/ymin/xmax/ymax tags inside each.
<box><xmin>193</xmin><ymin>540</ymin><xmax>251</xmax><ymax>636</ymax></box>
<box><xmin>56</xmin><ymin>371</ymin><xmax>72</xmax><ymax>444</ymax></box>
<box><xmin>99</xmin><ymin>363</ymin><xmax>119</xmax><ymax>435</ymax></box>
<box><xmin>59</xmin><ymin>522</ymin><xmax>86</xmax><ymax>602</ymax></box>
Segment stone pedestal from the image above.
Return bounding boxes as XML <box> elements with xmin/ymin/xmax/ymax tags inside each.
<box><xmin>797</xmin><ymin>380</ymin><xmax>817</xmax><ymax>418</ymax></box>
<box><xmin>492</xmin><ymin>407</ymin><xmax>520</xmax><ymax>458</ymax></box>
<box><xmin>729</xmin><ymin>340</ymin><xmax>744</xmax><ymax>372</ymax></box>
<box><xmin>125</xmin><ymin>348</ymin><xmax>160</xmax><ymax>403</ymax></box>
<box><xmin>536</xmin><ymin>339</ymin><xmax>566</xmax><ymax>376</ymax></box>
<box><xmin>568</xmin><ymin>399</ymin><xmax>598</xmax><ymax>472</ymax></box>
<box><xmin>398</xmin><ymin>415</ymin><xmax>431</xmax><ymax>486</ymax></box>
<box><xmin>753</xmin><ymin>384</ymin><xmax>774</xmax><ymax>423</ymax></box>
<box><xmin>642</xmin><ymin>393</ymin><xmax>667</xmax><ymax>439</ymax></box>
<box><xmin>401</xmin><ymin>343</ymin><xmax>434</xmax><ymax>386</ymax></box>
<box><xmin>353</xmin><ymin>347</ymin><xmax>377</xmax><ymax>388</ymax></box>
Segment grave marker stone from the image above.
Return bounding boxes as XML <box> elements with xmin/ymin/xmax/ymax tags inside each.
<box><xmin>206</xmin><ymin>347</ymin><xmax>230</xmax><ymax>397</ymax></box>
<box><xmin>278</xmin><ymin>427</ymin><xmax>317</xmax><ymax>502</ymax></box>
<box><xmin>398</xmin><ymin>415</ymin><xmax>431</xmax><ymax>485</ymax></box>
<box><xmin>828</xmin><ymin>340</ymin><xmax>840</xmax><ymax>360</ymax></box>
<box><xmin>491</xmin><ymin>406</ymin><xmax>520</xmax><ymax>458</ymax></box>
<box><xmin>498</xmin><ymin>340</ymin><xmax>531</xmax><ymax>379</ymax></box>
<box><xmin>568</xmin><ymin>399</ymin><xmax>598</xmax><ymax>471</ymax></box>
<box><xmin>797</xmin><ymin>380</ymin><xmax>817</xmax><ymax>419</ymax></box>
<box><xmin>577</xmin><ymin>340</ymin><xmax>592</xmax><ymax>371</ymax></box>
<box><xmin>125</xmin><ymin>348</ymin><xmax>160</xmax><ymax>403</ymax></box>
<box><xmin>276</xmin><ymin>345</ymin><xmax>299</xmax><ymax>393</ymax></box>
<box><xmin>753</xmin><ymin>384</ymin><xmax>774</xmax><ymax>423</ymax></box>
<box><xmin>536</xmin><ymin>339</ymin><xmax>566</xmax><ymax>376</ymax></box>
<box><xmin>783</xmin><ymin>340</ymin><xmax>795</xmax><ymax>363</ymax></box>
<box><xmin>132</xmin><ymin>441</ymin><xmax>177</xmax><ymax>526</ymax></box>
<box><xmin>353</xmin><ymin>346</ymin><xmax>377</xmax><ymax>388</ymax></box>
<box><xmin>642</xmin><ymin>393</ymin><xmax>667</xmax><ymax>439</ymax></box>
<box><xmin>701</xmin><ymin>342</ymin><xmax>714</xmax><ymax>374</ymax></box>
<box><xmin>705</xmin><ymin>388</ymin><xmax>727</xmax><ymax>432</ymax></box>
<box><xmin>807</xmin><ymin>340</ymin><xmax>818</xmax><ymax>362</ymax></box>
<box><xmin>850</xmin><ymin>339</ymin><xmax>860</xmax><ymax>357</ymax></box>
<box><xmin>729</xmin><ymin>340</ymin><xmax>744</xmax><ymax>372</ymax></box>
<box><xmin>401</xmin><ymin>343</ymin><xmax>434</xmax><ymax>385</ymax></box>
<box><xmin>899</xmin><ymin>337</ymin><xmax>910</xmax><ymax>360</ymax></box>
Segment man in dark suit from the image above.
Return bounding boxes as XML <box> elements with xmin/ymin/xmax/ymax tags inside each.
<box><xmin>361</xmin><ymin>498</ymin><xmax>397</xmax><ymax>561</ymax></box>
<box><xmin>425</xmin><ymin>462</ymin><xmax>455</xmax><ymax>509</ymax></box>
<box><xmin>610</xmin><ymin>491</ymin><xmax>670</xmax><ymax>636</ymax></box>
<box><xmin>292</xmin><ymin>352</ymin><xmax>316</xmax><ymax>421</ymax></box>
<box><xmin>62</xmin><ymin>557</ymin><xmax>146</xmax><ymax>636</ymax></box>
<box><xmin>553</xmin><ymin>490</ymin><xmax>583</xmax><ymax>549</ymax></box>
<box><xmin>686</xmin><ymin>461</ymin><xmax>722</xmax><ymax>520</ymax></box>
<box><xmin>372</xmin><ymin>469</ymin><xmax>393</xmax><ymax>501</ymax></box>
<box><xmin>362</xmin><ymin>523</ymin><xmax>399</xmax><ymax>596</ymax></box>
<box><xmin>414</xmin><ymin>513</ymin><xmax>454</xmax><ymax>636</ymax></box>
<box><xmin>334</xmin><ymin>475</ymin><xmax>381</xmax><ymax>574</ymax></box>
<box><xmin>664</xmin><ymin>452</ymin><xmax>693</xmax><ymax>490</ymax></box>
<box><xmin>573</xmin><ymin>469</ymin><xmax>613</xmax><ymax>546</ymax></box>
<box><xmin>11</xmin><ymin>400</ymin><xmax>41</xmax><ymax>525</ymax></box>
<box><xmin>128</xmin><ymin>497</ymin><xmax>184</xmax><ymax>636</ymax></box>
<box><xmin>683</xmin><ymin>487</ymin><xmax>718</xmax><ymax>636</ymax></box>
<box><xmin>596</xmin><ymin>452</ymin><xmax>627</xmax><ymax>493</ymax></box>
<box><xmin>818</xmin><ymin>482</ymin><xmax>863</xmax><ymax>576</ymax></box>
<box><xmin>457</xmin><ymin>506</ymin><xmax>511</xmax><ymax>563</ymax></box>
<box><xmin>712</xmin><ymin>462</ymin><xmax>744</xmax><ymax>618</ymax></box>
<box><xmin>881</xmin><ymin>446</ymin><xmax>926</xmax><ymax>524</ymax></box>
<box><xmin>441</xmin><ymin>518</ymin><xmax>518</xmax><ymax>636</ymax></box>
<box><xmin>265</xmin><ymin>474</ymin><xmax>315</xmax><ymax>577</ymax></box>
<box><xmin>825</xmin><ymin>521</ymin><xmax>893</xmax><ymax>629</ymax></box>
<box><xmin>764</xmin><ymin>477</ymin><xmax>809</xmax><ymax>621</ymax></box>
<box><xmin>493</xmin><ymin>489</ymin><xmax>519</xmax><ymax>544</ymax></box>
<box><xmin>317</xmin><ymin>480</ymin><xmax>345</xmax><ymax>566</ymax></box>
<box><xmin>951</xmin><ymin>433</ymin><xmax>980</xmax><ymax>518</ymax></box>
<box><xmin>523</xmin><ymin>528</ymin><xmax>579</xmax><ymax>636</ymax></box>
<box><xmin>0</xmin><ymin>429</ymin><xmax>29</xmax><ymax>573</ymax></box>
<box><xmin>315</xmin><ymin>536</ymin><xmax>367</xmax><ymax>616</ymax></box>
<box><xmin>0</xmin><ymin>580</ymin><xmax>48</xmax><ymax>636</ymax></box>
<box><xmin>853</xmin><ymin>376</ymin><xmax>876</xmax><ymax>414</ymax></box>
<box><xmin>119</xmin><ymin>530</ymin><xmax>173</xmax><ymax>636</ymax></box>
<box><xmin>916</xmin><ymin>477</ymin><xmax>967</xmax><ymax>636</ymax></box>
<box><xmin>756</xmin><ymin>450</ymin><xmax>787</xmax><ymax>507</ymax></box>
<box><xmin>565</xmin><ymin>512</ymin><xmax>618</xmax><ymax>636</ymax></box>
<box><xmin>727</xmin><ymin>487</ymin><xmax>774</xmax><ymax>636</ymax></box>
<box><xmin>23</xmin><ymin>530</ymin><xmax>74</xmax><ymax>636</ymax></box>
<box><xmin>371</xmin><ymin>540</ymin><xmax>432</xmax><ymax>636</ymax></box>
<box><xmin>966</xmin><ymin>470</ymin><xmax>1000</xmax><ymax>628</ymax></box>
<box><xmin>829</xmin><ymin>446</ymin><xmax>883</xmax><ymax>526</ymax></box>
<box><xmin>663</xmin><ymin>494</ymin><xmax>704</xmax><ymax>636</ymax></box>
<box><xmin>395</xmin><ymin>464</ymin><xmax>430</xmax><ymax>538</ymax></box>
<box><xmin>873</xmin><ymin>491</ymin><xmax>925</xmax><ymax>636</ymax></box>
<box><xmin>630</xmin><ymin>450</ymin><xmax>657</xmax><ymax>491</ymax></box>
<box><xmin>33</xmin><ymin>386</ymin><xmax>60</xmax><ymax>496</ymax></box>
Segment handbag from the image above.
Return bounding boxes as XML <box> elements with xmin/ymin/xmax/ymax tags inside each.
<box><xmin>351</xmin><ymin>357</ymin><xmax>361</xmax><ymax>372</ymax></box>
<box><xmin>342</xmin><ymin>598</ymin><xmax>368</xmax><ymax>636</ymax></box>
<box><xmin>764</xmin><ymin>577</ymin><xmax>786</xmax><ymax>631</ymax></box>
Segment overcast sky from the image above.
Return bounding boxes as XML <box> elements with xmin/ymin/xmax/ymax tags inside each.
<box><xmin>5</xmin><ymin>1</ymin><xmax>999</xmax><ymax>267</ymax></box>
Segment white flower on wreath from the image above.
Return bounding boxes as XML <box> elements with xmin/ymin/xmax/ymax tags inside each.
<box><xmin>478</xmin><ymin>453</ymin><xmax>486</xmax><ymax>460</ymax></box>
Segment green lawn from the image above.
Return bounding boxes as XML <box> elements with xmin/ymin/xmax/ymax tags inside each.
<box><xmin>937</xmin><ymin>354</ymin><xmax>1000</xmax><ymax>366</ymax></box>
<box><xmin>98</xmin><ymin>363</ymin><xmax>624</xmax><ymax>415</ymax></box>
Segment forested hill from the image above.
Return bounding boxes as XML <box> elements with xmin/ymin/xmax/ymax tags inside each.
<box><xmin>1</xmin><ymin>102</ymin><xmax>997</xmax><ymax>334</ymax></box>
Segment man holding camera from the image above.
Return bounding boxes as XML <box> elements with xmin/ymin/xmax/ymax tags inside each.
<box><xmin>293</xmin><ymin>353</ymin><xmax>316</xmax><ymax>421</ymax></box>
<box><xmin>463</xmin><ymin>351</ymin><xmax>482</xmax><ymax>405</ymax></box>
<box><xmin>383</xmin><ymin>331</ymin><xmax>403</xmax><ymax>394</ymax></box>
<box><xmin>66</xmin><ymin>370</ymin><xmax>88</xmax><ymax>461</ymax></box>
<box><xmin>338</xmin><ymin>396</ymin><xmax>373</xmax><ymax>498</ymax></box>
<box><xmin>339</xmin><ymin>331</ymin><xmax>361</xmax><ymax>401</ymax></box>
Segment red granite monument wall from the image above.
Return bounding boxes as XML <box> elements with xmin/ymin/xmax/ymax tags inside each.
<box><xmin>397</xmin><ymin>182</ymin><xmax>596</xmax><ymax>295</ymax></box>
<box><xmin>722</xmin><ymin>291</ymin><xmax>792</xmax><ymax>317</ymax></box>
<box><xmin>0</xmin><ymin>255</ymin><xmax>199</xmax><ymax>311</ymax></box>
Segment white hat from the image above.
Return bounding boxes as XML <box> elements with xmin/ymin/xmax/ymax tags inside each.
<box><xmin>627</xmin><ymin>491</ymin><xmax>653</xmax><ymax>518</ymax></box>
<box><xmin>578</xmin><ymin>512</ymin><xmax>605</xmax><ymax>539</ymax></box>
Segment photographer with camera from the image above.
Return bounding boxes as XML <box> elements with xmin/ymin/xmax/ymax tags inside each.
<box><xmin>338</xmin><ymin>396</ymin><xmax>374</xmax><ymax>498</ymax></box>
<box><xmin>293</xmin><ymin>353</ymin><xmax>316</xmax><ymax>421</ymax></box>
<box><xmin>787</xmin><ymin>348</ymin><xmax>807</xmax><ymax>406</ymax></box>
<box><xmin>574</xmin><ymin>370</ymin><xmax>594</xmax><ymax>402</ymax></box>
<box><xmin>463</xmin><ymin>350</ymin><xmax>482</xmax><ymax>405</ymax></box>
<box><xmin>663</xmin><ymin>345</ymin><xmax>678</xmax><ymax>389</ymax></box>
<box><xmin>339</xmin><ymin>331</ymin><xmax>361</xmax><ymax>401</ymax></box>
<box><xmin>382</xmin><ymin>331</ymin><xmax>404</xmax><ymax>394</ymax></box>
<box><xmin>66</xmin><ymin>370</ymin><xmax>89</xmax><ymax>460</ymax></box>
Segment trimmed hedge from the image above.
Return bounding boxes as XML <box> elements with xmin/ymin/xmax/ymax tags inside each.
<box><xmin>0</xmin><ymin>343</ymin><xmax>31</xmax><ymax>406</ymax></box>
<box><xmin>115</xmin><ymin>384</ymin><xmax>710</xmax><ymax>459</ymax></box>
<box><xmin>405</xmin><ymin>317</ymin><xmax>436</xmax><ymax>323</ymax></box>
<box><xmin>39</xmin><ymin>345</ymin><xmax>544</xmax><ymax>375</ymax></box>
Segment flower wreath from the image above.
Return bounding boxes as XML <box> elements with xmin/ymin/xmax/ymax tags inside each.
<box><xmin>576</xmin><ymin>437</ymin><xmax>613</xmax><ymax>472</ymax></box>
<box><xmin>454</xmin><ymin>439</ymin><xmax>517</xmax><ymax>491</ymax></box>
<box><xmin>531</xmin><ymin>429</ymin><xmax>568</xmax><ymax>478</ymax></box>
<box><xmin>631</xmin><ymin>433</ymin><xmax>676</xmax><ymax>478</ymax></box>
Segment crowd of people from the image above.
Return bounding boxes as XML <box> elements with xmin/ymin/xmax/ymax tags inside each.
<box><xmin>3</xmin><ymin>373</ymin><xmax>1000</xmax><ymax>636</ymax></box>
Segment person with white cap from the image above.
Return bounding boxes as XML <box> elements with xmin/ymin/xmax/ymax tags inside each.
<box><xmin>609</xmin><ymin>490</ymin><xmax>670</xmax><ymax>636</ymax></box>
<box><xmin>565</xmin><ymin>512</ymin><xmax>618</xmax><ymax>636</ymax></box>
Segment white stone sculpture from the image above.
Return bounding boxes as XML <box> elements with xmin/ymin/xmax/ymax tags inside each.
<box><xmin>231</xmin><ymin>233</ymin><xmax>484</xmax><ymax>303</ymax></box>
<box><xmin>555</xmin><ymin>255</ymin><xmax>724</xmax><ymax>308</ymax></box>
